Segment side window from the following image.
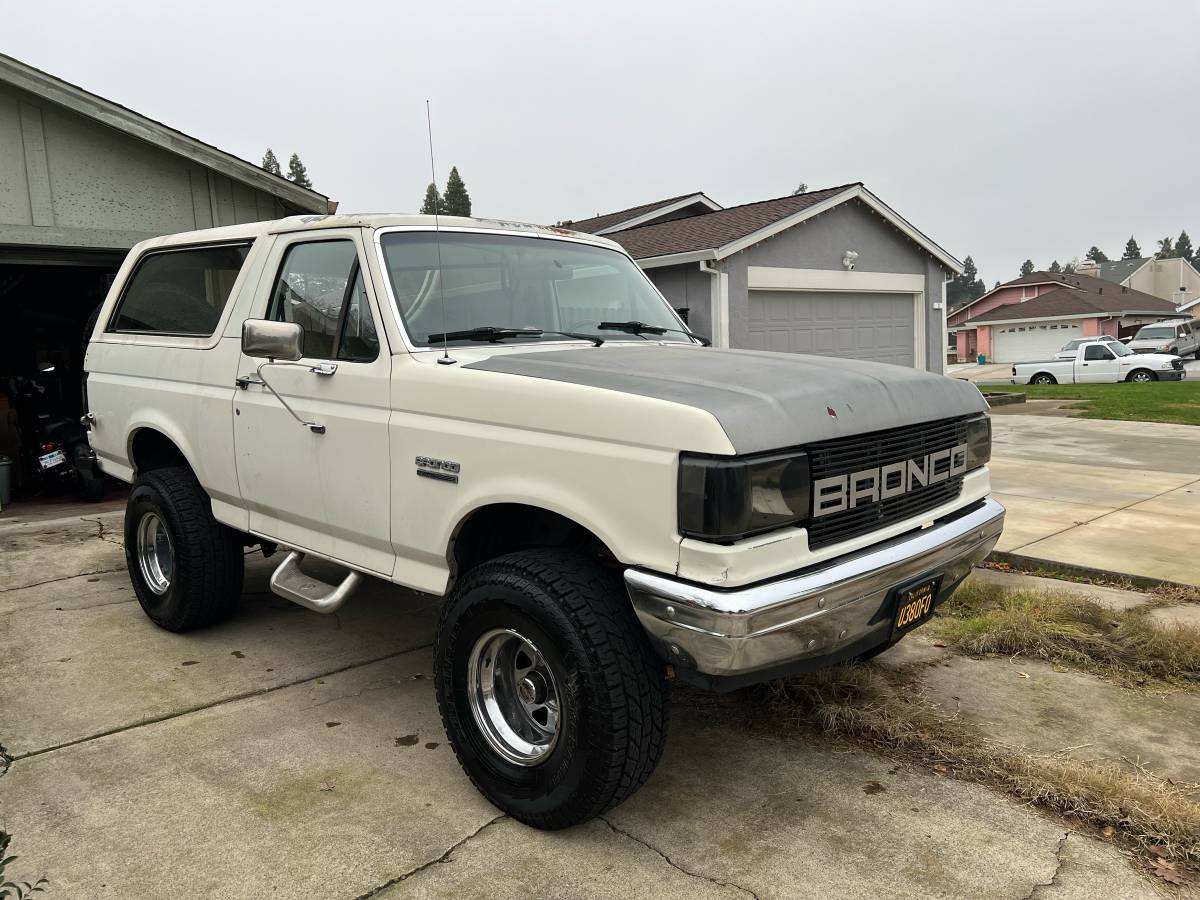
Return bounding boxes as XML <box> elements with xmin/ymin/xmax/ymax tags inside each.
<box><xmin>111</xmin><ymin>243</ymin><xmax>250</xmax><ymax>335</ymax></box>
<box><xmin>268</xmin><ymin>240</ymin><xmax>378</xmax><ymax>361</ymax></box>
<box><xmin>1083</xmin><ymin>345</ymin><xmax>1113</xmax><ymax>361</ymax></box>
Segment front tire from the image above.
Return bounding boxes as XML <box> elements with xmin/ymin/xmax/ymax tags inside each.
<box><xmin>124</xmin><ymin>466</ymin><xmax>244</xmax><ymax>631</ymax></box>
<box><xmin>1127</xmin><ymin>369</ymin><xmax>1156</xmax><ymax>383</ymax></box>
<box><xmin>435</xmin><ymin>549</ymin><xmax>668</xmax><ymax>830</ymax></box>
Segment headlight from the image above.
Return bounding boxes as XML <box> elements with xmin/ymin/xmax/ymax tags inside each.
<box><xmin>678</xmin><ymin>450</ymin><xmax>810</xmax><ymax>542</ymax></box>
<box><xmin>965</xmin><ymin>414</ymin><xmax>991</xmax><ymax>471</ymax></box>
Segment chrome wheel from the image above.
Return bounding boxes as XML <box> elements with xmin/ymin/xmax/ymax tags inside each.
<box><xmin>136</xmin><ymin>511</ymin><xmax>174</xmax><ymax>595</ymax></box>
<box><xmin>1131</xmin><ymin>371</ymin><xmax>1153</xmax><ymax>383</ymax></box>
<box><xmin>467</xmin><ymin>628</ymin><xmax>561</xmax><ymax>766</ymax></box>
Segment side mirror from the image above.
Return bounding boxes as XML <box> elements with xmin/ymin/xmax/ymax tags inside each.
<box><xmin>242</xmin><ymin>319</ymin><xmax>303</xmax><ymax>361</ymax></box>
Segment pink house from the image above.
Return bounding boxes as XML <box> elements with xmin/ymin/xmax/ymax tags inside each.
<box><xmin>949</xmin><ymin>271</ymin><xmax>1180</xmax><ymax>363</ymax></box>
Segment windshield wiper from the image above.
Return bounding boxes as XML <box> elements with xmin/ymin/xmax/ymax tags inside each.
<box><xmin>597</xmin><ymin>321</ymin><xmax>711</xmax><ymax>346</ymax></box>
<box><xmin>425</xmin><ymin>325</ymin><xmax>603</xmax><ymax>346</ymax></box>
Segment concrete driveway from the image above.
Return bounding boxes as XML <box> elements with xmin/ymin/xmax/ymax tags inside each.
<box><xmin>0</xmin><ymin>510</ymin><xmax>1159</xmax><ymax>899</ymax></box>
<box><xmin>988</xmin><ymin>412</ymin><xmax>1200</xmax><ymax>584</ymax></box>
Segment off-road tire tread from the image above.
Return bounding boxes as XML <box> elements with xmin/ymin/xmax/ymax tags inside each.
<box><xmin>125</xmin><ymin>466</ymin><xmax>243</xmax><ymax>631</ymax></box>
<box><xmin>435</xmin><ymin>549</ymin><xmax>668</xmax><ymax>829</ymax></box>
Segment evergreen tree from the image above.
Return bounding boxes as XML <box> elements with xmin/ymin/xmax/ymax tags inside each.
<box><xmin>420</xmin><ymin>183</ymin><xmax>443</xmax><ymax>215</ymax></box>
<box><xmin>1085</xmin><ymin>246</ymin><xmax>1109</xmax><ymax>263</ymax></box>
<box><xmin>442</xmin><ymin>166</ymin><xmax>472</xmax><ymax>217</ymax></box>
<box><xmin>286</xmin><ymin>153</ymin><xmax>312</xmax><ymax>189</ymax></box>
<box><xmin>1175</xmin><ymin>230</ymin><xmax>1193</xmax><ymax>262</ymax></box>
<box><xmin>1122</xmin><ymin>236</ymin><xmax>1141</xmax><ymax>259</ymax></box>
<box><xmin>1156</xmin><ymin>237</ymin><xmax>1175</xmax><ymax>259</ymax></box>
<box><xmin>262</xmin><ymin>148</ymin><xmax>281</xmax><ymax>176</ymax></box>
<box><xmin>1020</xmin><ymin>259</ymin><xmax>1034</xmax><ymax>276</ymax></box>
<box><xmin>792</xmin><ymin>182</ymin><xmax>808</xmax><ymax>195</ymax></box>
<box><xmin>1063</xmin><ymin>258</ymin><xmax>1077</xmax><ymax>274</ymax></box>
<box><xmin>1048</xmin><ymin>260</ymin><xmax>1062</xmax><ymax>273</ymax></box>
<box><xmin>946</xmin><ymin>255</ymin><xmax>986</xmax><ymax>308</ymax></box>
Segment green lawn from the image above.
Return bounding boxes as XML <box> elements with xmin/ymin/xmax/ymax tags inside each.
<box><xmin>980</xmin><ymin>381</ymin><xmax>1200</xmax><ymax>426</ymax></box>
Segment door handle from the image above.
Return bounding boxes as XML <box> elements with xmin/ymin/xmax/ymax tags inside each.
<box><xmin>236</xmin><ymin>374</ymin><xmax>264</xmax><ymax>389</ymax></box>
<box><xmin>309</xmin><ymin>363</ymin><xmax>337</xmax><ymax>376</ymax></box>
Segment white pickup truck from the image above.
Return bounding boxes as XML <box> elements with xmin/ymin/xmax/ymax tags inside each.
<box><xmin>1012</xmin><ymin>339</ymin><xmax>1186</xmax><ymax>385</ymax></box>
<box><xmin>83</xmin><ymin>214</ymin><xmax>1003</xmax><ymax>828</ymax></box>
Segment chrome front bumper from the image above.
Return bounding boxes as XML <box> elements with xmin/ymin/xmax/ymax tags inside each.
<box><xmin>625</xmin><ymin>498</ymin><xmax>1005</xmax><ymax>688</ymax></box>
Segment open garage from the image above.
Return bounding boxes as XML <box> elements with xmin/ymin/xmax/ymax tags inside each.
<box><xmin>0</xmin><ymin>53</ymin><xmax>329</xmax><ymax>503</ymax></box>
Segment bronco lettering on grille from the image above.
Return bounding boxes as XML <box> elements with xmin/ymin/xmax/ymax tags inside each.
<box><xmin>812</xmin><ymin>444</ymin><xmax>969</xmax><ymax>518</ymax></box>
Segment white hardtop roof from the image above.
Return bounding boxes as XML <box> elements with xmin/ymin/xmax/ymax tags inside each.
<box><xmin>133</xmin><ymin>214</ymin><xmax>626</xmax><ymax>254</ymax></box>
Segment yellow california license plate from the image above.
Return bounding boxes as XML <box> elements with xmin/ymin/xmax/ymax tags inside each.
<box><xmin>891</xmin><ymin>577</ymin><xmax>941</xmax><ymax>636</ymax></box>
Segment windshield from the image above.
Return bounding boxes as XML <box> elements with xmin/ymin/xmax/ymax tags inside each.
<box><xmin>1135</xmin><ymin>326</ymin><xmax>1175</xmax><ymax>340</ymax></box>
<box><xmin>379</xmin><ymin>231</ymin><xmax>692</xmax><ymax>347</ymax></box>
<box><xmin>1105</xmin><ymin>341</ymin><xmax>1133</xmax><ymax>357</ymax></box>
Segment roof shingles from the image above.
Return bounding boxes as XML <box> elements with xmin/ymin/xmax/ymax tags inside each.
<box><xmin>563</xmin><ymin>193</ymin><xmax>702</xmax><ymax>235</ymax></box>
<box><xmin>967</xmin><ymin>281</ymin><xmax>1178</xmax><ymax>324</ymax></box>
<box><xmin>604</xmin><ymin>184</ymin><xmax>860</xmax><ymax>259</ymax></box>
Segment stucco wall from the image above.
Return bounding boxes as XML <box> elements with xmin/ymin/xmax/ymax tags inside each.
<box><xmin>0</xmin><ymin>81</ymin><xmax>302</xmax><ymax>251</ymax></box>
<box><xmin>726</xmin><ymin>200</ymin><xmax>949</xmax><ymax>373</ymax></box>
<box><xmin>645</xmin><ymin>199</ymin><xmax>953</xmax><ymax>373</ymax></box>
<box><xmin>646</xmin><ymin>263</ymin><xmax>716</xmax><ymax>336</ymax></box>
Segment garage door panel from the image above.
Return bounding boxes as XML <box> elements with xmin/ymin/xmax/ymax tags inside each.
<box><xmin>992</xmin><ymin>321</ymin><xmax>1081</xmax><ymax>362</ymax></box>
<box><xmin>748</xmin><ymin>290</ymin><xmax>915</xmax><ymax>367</ymax></box>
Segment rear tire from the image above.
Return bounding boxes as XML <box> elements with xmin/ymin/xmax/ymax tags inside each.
<box><xmin>124</xmin><ymin>466</ymin><xmax>244</xmax><ymax>631</ymax></box>
<box><xmin>1031</xmin><ymin>373</ymin><xmax>1057</xmax><ymax>385</ymax></box>
<box><xmin>435</xmin><ymin>549</ymin><xmax>668</xmax><ymax>830</ymax></box>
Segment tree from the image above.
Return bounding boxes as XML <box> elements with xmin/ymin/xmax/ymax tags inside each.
<box><xmin>286</xmin><ymin>153</ymin><xmax>312</xmax><ymax>189</ymax></box>
<box><xmin>1048</xmin><ymin>260</ymin><xmax>1062</xmax><ymax>273</ymax></box>
<box><xmin>1063</xmin><ymin>259</ymin><xmax>1077</xmax><ymax>274</ymax></box>
<box><xmin>946</xmin><ymin>255</ymin><xmax>986</xmax><ymax>308</ymax></box>
<box><xmin>420</xmin><ymin>183</ymin><xmax>443</xmax><ymax>215</ymax></box>
<box><xmin>1156</xmin><ymin>237</ymin><xmax>1175</xmax><ymax>259</ymax></box>
<box><xmin>1085</xmin><ymin>246</ymin><xmax>1109</xmax><ymax>263</ymax></box>
<box><xmin>261</xmin><ymin>148</ymin><xmax>281</xmax><ymax>176</ymax></box>
<box><xmin>792</xmin><ymin>182</ymin><xmax>808</xmax><ymax>195</ymax></box>
<box><xmin>1175</xmin><ymin>230</ymin><xmax>1193</xmax><ymax>262</ymax></box>
<box><xmin>442</xmin><ymin>166</ymin><xmax>472</xmax><ymax>217</ymax></box>
<box><xmin>1020</xmin><ymin>259</ymin><xmax>1034</xmax><ymax>276</ymax></box>
<box><xmin>1122</xmin><ymin>236</ymin><xmax>1141</xmax><ymax>259</ymax></box>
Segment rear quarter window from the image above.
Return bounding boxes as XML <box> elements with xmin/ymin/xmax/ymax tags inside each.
<box><xmin>110</xmin><ymin>243</ymin><xmax>251</xmax><ymax>335</ymax></box>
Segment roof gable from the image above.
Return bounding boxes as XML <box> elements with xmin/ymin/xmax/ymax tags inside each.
<box><xmin>0</xmin><ymin>52</ymin><xmax>330</xmax><ymax>213</ymax></box>
<box><xmin>563</xmin><ymin>192</ymin><xmax>721</xmax><ymax>234</ymax></box>
<box><xmin>603</xmin><ymin>183</ymin><xmax>962</xmax><ymax>273</ymax></box>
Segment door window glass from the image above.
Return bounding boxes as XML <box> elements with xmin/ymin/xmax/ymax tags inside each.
<box><xmin>1083</xmin><ymin>345</ymin><xmax>1113</xmax><ymax>360</ymax></box>
<box><xmin>337</xmin><ymin>270</ymin><xmax>379</xmax><ymax>362</ymax></box>
<box><xmin>268</xmin><ymin>240</ymin><xmax>377</xmax><ymax>361</ymax></box>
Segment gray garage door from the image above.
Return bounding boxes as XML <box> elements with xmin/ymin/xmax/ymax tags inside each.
<box><xmin>747</xmin><ymin>290</ymin><xmax>916</xmax><ymax>367</ymax></box>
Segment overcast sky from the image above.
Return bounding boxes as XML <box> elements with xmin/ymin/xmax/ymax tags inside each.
<box><xmin>5</xmin><ymin>0</ymin><xmax>1198</xmax><ymax>283</ymax></box>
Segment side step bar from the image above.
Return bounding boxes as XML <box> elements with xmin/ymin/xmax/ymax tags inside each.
<box><xmin>269</xmin><ymin>550</ymin><xmax>362</xmax><ymax>613</ymax></box>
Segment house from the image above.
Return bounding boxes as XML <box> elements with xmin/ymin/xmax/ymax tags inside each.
<box><xmin>949</xmin><ymin>271</ymin><xmax>1180</xmax><ymax>362</ymax></box>
<box><xmin>567</xmin><ymin>183</ymin><xmax>962</xmax><ymax>374</ymax></box>
<box><xmin>1077</xmin><ymin>256</ymin><xmax>1200</xmax><ymax>312</ymax></box>
<box><xmin>0</xmin><ymin>52</ymin><xmax>331</xmax><ymax>389</ymax></box>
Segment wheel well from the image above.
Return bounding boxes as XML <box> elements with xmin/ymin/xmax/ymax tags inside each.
<box><xmin>450</xmin><ymin>504</ymin><xmax>614</xmax><ymax>581</ymax></box>
<box><xmin>130</xmin><ymin>428</ymin><xmax>189</xmax><ymax>475</ymax></box>
<box><xmin>1031</xmin><ymin>372</ymin><xmax>1056</xmax><ymax>384</ymax></box>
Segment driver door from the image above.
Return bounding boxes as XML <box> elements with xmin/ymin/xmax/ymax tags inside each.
<box><xmin>233</xmin><ymin>230</ymin><xmax>393</xmax><ymax>575</ymax></box>
<box><xmin>1077</xmin><ymin>343</ymin><xmax>1120</xmax><ymax>383</ymax></box>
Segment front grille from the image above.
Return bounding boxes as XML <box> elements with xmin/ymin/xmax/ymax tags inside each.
<box><xmin>1172</xmin><ymin>358</ymin><xmax>1184</xmax><ymax>370</ymax></box>
<box><xmin>806</xmin><ymin>417</ymin><xmax>967</xmax><ymax>550</ymax></box>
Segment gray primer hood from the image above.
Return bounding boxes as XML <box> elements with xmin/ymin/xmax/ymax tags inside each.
<box><xmin>466</xmin><ymin>346</ymin><xmax>987</xmax><ymax>454</ymax></box>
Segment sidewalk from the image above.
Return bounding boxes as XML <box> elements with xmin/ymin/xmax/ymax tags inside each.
<box><xmin>988</xmin><ymin>414</ymin><xmax>1200</xmax><ymax>585</ymax></box>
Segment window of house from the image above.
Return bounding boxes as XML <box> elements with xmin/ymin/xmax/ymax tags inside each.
<box><xmin>268</xmin><ymin>240</ymin><xmax>379</xmax><ymax>361</ymax></box>
<box><xmin>110</xmin><ymin>243</ymin><xmax>251</xmax><ymax>335</ymax></box>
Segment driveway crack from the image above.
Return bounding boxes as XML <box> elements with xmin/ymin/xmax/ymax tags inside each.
<box><xmin>599</xmin><ymin>817</ymin><xmax>761</xmax><ymax>899</ymax></box>
<box><xmin>1023</xmin><ymin>832</ymin><xmax>1069</xmax><ymax>900</ymax></box>
<box><xmin>352</xmin><ymin>814</ymin><xmax>507</xmax><ymax>899</ymax></box>
<box><xmin>0</xmin><ymin>567</ymin><xmax>127</xmax><ymax>593</ymax></box>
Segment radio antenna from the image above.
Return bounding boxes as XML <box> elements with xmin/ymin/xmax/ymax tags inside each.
<box><xmin>426</xmin><ymin>99</ymin><xmax>455</xmax><ymax>365</ymax></box>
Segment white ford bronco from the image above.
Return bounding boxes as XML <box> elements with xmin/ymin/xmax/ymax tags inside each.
<box><xmin>84</xmin><ymin>214</ymin><xmax>1003</xmax><ymax>829</ymax></box>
